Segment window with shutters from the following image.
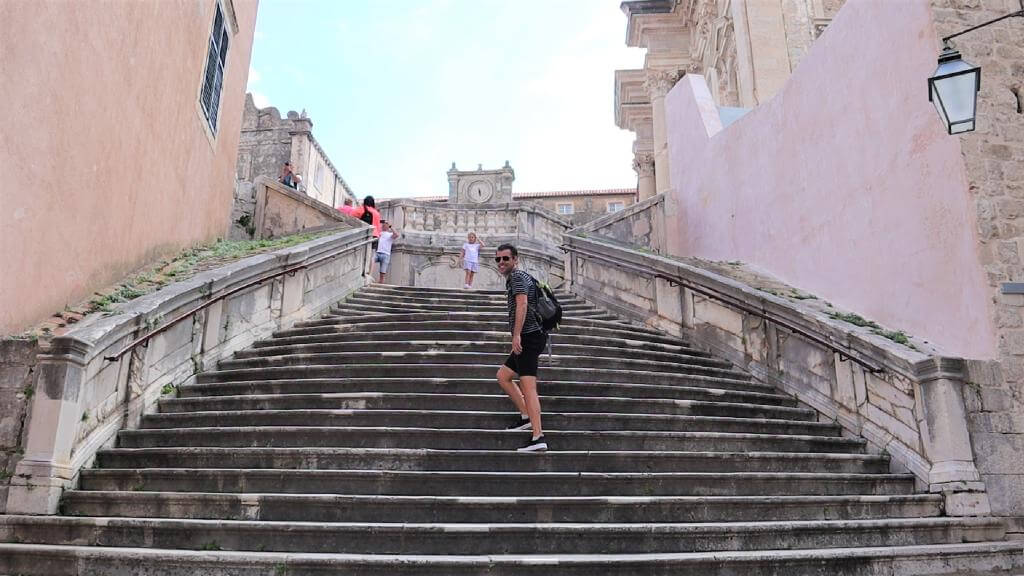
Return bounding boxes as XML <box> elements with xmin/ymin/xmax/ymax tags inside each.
<box><xmin>557</xmin><ymin>203</ymin><xmax>574</xmax><ymax>215</ymax></box>
<box><xmin>200</xmin><ymin>2</ymin><xmax>230</xmax><ymax>135</ymax></box>
<box><xmin>607</xmin><ymin>201</ymin><xmax>625</xmax><ymax>213</ymax></box>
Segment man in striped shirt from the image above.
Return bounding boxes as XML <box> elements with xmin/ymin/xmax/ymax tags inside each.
<box><xmin>494</xmin><ymin>243</ymin><xmax>548</xmax><ymax>452</ymax></box>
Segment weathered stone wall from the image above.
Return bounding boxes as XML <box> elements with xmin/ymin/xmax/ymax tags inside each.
<box><xmin>0</xmin><ymin>340</ymin><xmax>36</xmax><ymax>513</ymax></box>
<box><xmin>5</xmin><ymin>228</ymin><xmax>373</xmax><ymax>514</ymax></box>
<box><xmin>572</xmin><ymin>192</ymin><xmax>666</xmax><ymax>253</ymax></box>
<box><xmin>931</xmin><ymin>0</ymin><xmax>1024</xmax><ymax>531</ymax></box>
<box><xmin>250</xmin><ymin>177</ymin><xmax>361</xmax><ymax>240</ymax></box>
<box><xmin>376</xmin><ymin>199</ymin><xmax>570</xmax><ymax>290</ymax></box>
<box><xmin>566</xmin><ymin>234</ymin><xmax>992</xmax><ymax>518</ymax></box>
<box><xmin>232</xmin><ymin>95</ymin><xmax>356</xmax><ymax>239</ymax></box>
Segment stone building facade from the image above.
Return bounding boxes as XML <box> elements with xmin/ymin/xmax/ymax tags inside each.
<box><xmin>416</xmin><ymin>188</ymin><xmax>637</xmax><ymax>227</ymax></box>
<box><xmin>930</xmin><ymin>0</ymin><xmax>1024</xmax><ymax>531</ymax></box>
<box><xmin>0</xmin><ymin>0</ymin><xmax>259</xmax><ymax>336</ymax></box>
<box><xmin>231</xmin><ymin>94</ymin><xmax>356</xmax><ymax>239</ymax></box>
<box><xmin>614</xmin><ymin>0</ymin><xmax>845</xmax><ymax>200</ymax></box>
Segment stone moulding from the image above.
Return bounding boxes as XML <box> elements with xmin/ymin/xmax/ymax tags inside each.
<box><xmin>564</xmin><ymin>233</ymin><xmax>991</xmax><ymax>517</ymax></box>
<box><xmin>6</xmin><ymin>227</ymin><xmax>374</xmax><ymax>515</ymax></box>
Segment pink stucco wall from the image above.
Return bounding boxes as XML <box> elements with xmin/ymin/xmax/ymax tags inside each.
<box><xmin>0</xmin><ymin>1</ymin><xmax>258</xmax><ymax>335</ymax></box>
<box><xmin>664</xmin><ymin>0</ymin><xmax>995</xmax><ymax>358</ymax></box>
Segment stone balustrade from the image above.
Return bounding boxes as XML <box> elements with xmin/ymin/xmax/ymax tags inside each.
<box><xmin>376</xmin><ymin>199</ymin><xmax>570</xmax><ymax>290</ymax></box>
<box><xmin>5</xmin><ymin>228</ymin><xmax>373</xmax><ymax>514</ymax></box>
<box><xmin>564</xmin><ymin>233</ymin><xmax>992</xmax><ymax>517</ymax></box>
<box><xmin>571</xmin><ymin>192</ymin><xmax>666</xmax><ymax>253</ymax></box>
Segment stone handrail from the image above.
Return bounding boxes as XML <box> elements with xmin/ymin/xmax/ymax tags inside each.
<box><xmin>6</xmin><ymin>227</ymin><xmax>374</xmax><ymax>514</ymax></box>
<box><xmin>570</xmin><ymin>192</ymin><xmax>666</xmax><ymax>253</ymax></box>
<box><xmin>564</xmin><ymin>233</ymin><xmax>991</xmax><ymax>517</ymax></box>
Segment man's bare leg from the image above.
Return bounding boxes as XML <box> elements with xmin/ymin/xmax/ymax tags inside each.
<box><xmin>497</xmin><ymin>365</ymin><xmax>528</xmax><ymax>417</ymax></box>
<box><xmin>518</xmin><ymin>375</ymin><xmax>543</xmax><ymax>438</ymax></box>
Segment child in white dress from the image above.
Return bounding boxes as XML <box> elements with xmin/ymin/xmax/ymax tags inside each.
<box><xmin>459</xmin><ymin>232</ymin><xmax>483</xmax><ymax>289</ymax></box>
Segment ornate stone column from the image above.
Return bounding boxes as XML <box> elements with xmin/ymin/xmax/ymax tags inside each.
<box><xmin>644</xmin><ymin>70</ymin><xmax>679</xmax><ymax>195</ymax></box>
<box><xmin>633</xmin><ymin>153</ymin><xmax>656</xmax><ymax>201</ymax></box>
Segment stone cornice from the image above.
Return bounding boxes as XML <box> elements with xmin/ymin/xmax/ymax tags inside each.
<box><xmin>622</xmin><ymin>0</ymin><xmax>677</xmax><ymax>47</ymax></box>
<box><xmin>615</xmin><ymin>69</ymin><xmax>650</xmax><ymax>128</ymax></box>
<box><xmin>644</xmin><ymin>69</ymin><xmax>681</xmax><ymax>98</ymax></box>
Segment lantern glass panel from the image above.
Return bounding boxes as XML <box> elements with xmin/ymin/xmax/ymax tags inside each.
<box><xmin>933</xmin><ymin>71</ymin><xmax>979</xmax><ymax>125</ymax></box>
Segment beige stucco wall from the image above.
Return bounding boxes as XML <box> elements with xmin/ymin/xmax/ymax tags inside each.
<box><xmin>0</xmin><ymin>0</ymin><xmax>258</xmax><ymax>336</ymax></box>
<box><xmin>530</xmin><ymin>193</ymin><xmax>637</xmax><ymax>226</ymax></box>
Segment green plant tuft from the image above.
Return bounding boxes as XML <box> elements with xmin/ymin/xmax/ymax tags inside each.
<box><xmin>827</xmin><ymin>311</ymin><xmax>881</xmax><ymax>329</ymax></box>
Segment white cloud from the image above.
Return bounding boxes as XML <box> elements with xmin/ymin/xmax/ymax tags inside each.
<box><xmin>251</xmin><ymin>92</ymin><xmax>271</xmax><ymax>108</ymax></box>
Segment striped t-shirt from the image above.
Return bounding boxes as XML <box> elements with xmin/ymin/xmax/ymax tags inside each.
<box><xmin>505</xmin><ymin>269</ymin><xmax>543</xmax><ymax>335</ymax></box>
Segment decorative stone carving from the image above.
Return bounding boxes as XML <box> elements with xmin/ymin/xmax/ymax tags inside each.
<box><xmin>632</xmin><ymin>153</ymin><xmax>656</xmax><ymax>177</ymax></box>
<box><xmin>644</xmin><ymin>70</ymin><xmax>681</xmax><ymax>99</ymax></box>
<box><xmin>447</xmin><ymin>161</ymin><xmax>514</xmax><ymax>204</ymax></box>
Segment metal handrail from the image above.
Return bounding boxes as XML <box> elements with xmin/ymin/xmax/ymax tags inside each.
<box><xmin>565</xmin><ymin>240</ymin><xmax>885</xmax><ymax>373</ymax></box>
<box><xmin>103</xmin><ymin>237</ymin><xmax>373</xmax><ymax>362</ymax></box>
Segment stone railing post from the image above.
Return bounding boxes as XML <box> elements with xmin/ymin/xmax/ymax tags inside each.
<box><xmin>6</xmin><ymin>339</ymin><xmax>101</xmax><ymax>514</ymax></box>
<box><xmin>915</xmin><ymin>358</ymin><xmax>991</xmax><ymax>515</ymax></box>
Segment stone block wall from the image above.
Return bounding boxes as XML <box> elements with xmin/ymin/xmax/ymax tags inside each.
<box><xmin>931</xmin><ymin>0</ymin><xmax>1024</xmax><ymax>531</ymax></box>
<box><xmin>0</xmin><ymin>340</ymin><xmax>37</xmax><ymax>513</ymax></box>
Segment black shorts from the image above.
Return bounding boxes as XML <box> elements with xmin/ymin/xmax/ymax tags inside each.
<box><xmin>503</xmin><ymin>331</ymin><xmax>547</xmax><ymax>378</ymax></box>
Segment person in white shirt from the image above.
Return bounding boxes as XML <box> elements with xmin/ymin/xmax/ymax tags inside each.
<box><xmin>375</xmin><ymin>221</ymin><xmax>400</xmax><ymax>284</ymax></box>
<box><xmin>459</xmin><ymin>232</ymin><xmax>483</xmax><ymax>289</ymax></box>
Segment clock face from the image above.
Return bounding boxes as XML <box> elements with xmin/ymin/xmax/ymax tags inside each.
<box><xmin>466</xmin><ymin>181</ymin><xmax>494</xmax><ymax>203</ymax></box>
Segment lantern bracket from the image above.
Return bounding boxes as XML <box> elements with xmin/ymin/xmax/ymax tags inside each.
<box><xmin>941</xmin><ymin>6</ymin><xmax>1024</xmax><ymax>46</ymax></box>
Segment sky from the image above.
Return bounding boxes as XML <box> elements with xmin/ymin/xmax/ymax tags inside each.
<box><xmin>246</xmin><ymin>0</ymin><xmax>645</xmax><ymax>200</ymax></box>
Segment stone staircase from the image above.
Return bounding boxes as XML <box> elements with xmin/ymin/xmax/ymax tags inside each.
<box><xmin>1</xmin><ymin>284</ymin><xmax>1022</xmax><ymax>575</ymax></box>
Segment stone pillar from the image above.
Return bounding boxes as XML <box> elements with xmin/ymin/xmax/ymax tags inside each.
<box><xmin>633</xmin><ymin>153</ymin><xmax>656</xmax><ymax>201</ymax></box>
<box><xmin>6</xmin><ymin>339</ymin><xmax>96</xmax><ymax>514</ymax></box>
<box><xmin>645</xmin><ymin>70</ymin><xmax>679</xmax><ymax>195</ymax></box>
<box><xmin>447</xmin><ymin>163</ymin><xmax>458</xmax><ymax>203</ymax></box>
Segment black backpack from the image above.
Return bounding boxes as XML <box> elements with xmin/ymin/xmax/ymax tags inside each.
<box><xmin>529</xmin><ymin>275</ymin><xmax>563</xmax><ymax>333</ymax></box>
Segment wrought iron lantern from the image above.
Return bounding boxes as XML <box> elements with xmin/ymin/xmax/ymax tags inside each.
<box><xmin>928</xmin><ymin>47</ymin><xmax>980</xmax><ymax>134</ymax></box>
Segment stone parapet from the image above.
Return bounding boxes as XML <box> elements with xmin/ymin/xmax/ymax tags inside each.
<box><xmin>571</xmin><ymin>192</ymin><xmax>666</xmax><ymax>253</ymax></box>
<box><xmin>375</xmin><ymin>199</ymin><xmax>570</xmax><ymax>290</ymax></box>
<box><xmin>250</xmin><ymin>176</ymin><xmax>361</xmax><ymax>240</ymax></box>
<box><xmin>5</xmin><ymin>228</ymin><xmax>373</xmax><ymax>514</ymax></box>
<box><xmin>564</xmin><ymin>234</ymin><xmax>992</xmax><ymax>517</ymax></box>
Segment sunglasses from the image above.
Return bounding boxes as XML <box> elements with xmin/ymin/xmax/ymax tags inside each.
<box><xmin>494</xmin><ymin>255</ymin><xmax>513</xmax><ymax>263</ymax></box>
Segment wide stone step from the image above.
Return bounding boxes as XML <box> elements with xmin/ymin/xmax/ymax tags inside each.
<box><xmin>175</xmin><ymin>377</ymin><xmax>794</xmax><ymax>406</ymax></box>
<box><xmin>277</xmin><ymin>321</ymin><xmax>682</xmax><ymax>347</ymax></box>
<box><xmin>61</xmin><ymin>491</ymin><xmax>945</xmax><ymax>523</ymax></box>
<box><xmin>253</xmin><ymin>330</ymin><xmax>703</xmax><ymax>356</ymax></box>
<box><xmin>0</xmin><ymin>515</ymin><xmax>1003</xmax><ymax>556</ymax></box>
<box><xmin>214</xmin><ymin>351</ymin><xmax>749</xmax><ymax>381</ymax></box>
<box><xmin>338</xmin><ymin>299</ymin><xmax>600</xmax><ymax>315</ymax></box>
<box><xmin>115</xmin><ymin>427</ymin><xmax>865</xmax><ymax>454</ymax></box>
<box><xmin>141</xmin><ymin>410</ymin><xmax>834</xmax><ymax>436</ymax></box>
<box><xmin>234</xmin><ymin>342</ymin><xmax>729</xmax><ymax>370</ymax></box>
<box><xmin>365</xmin><ymin>285</ymin><xmax>506</xmax><ymax>297</ymax></box>
<box><xmin>348</xmin><ymin>292</ymin><xmax>592</xmax><ymax>307</ymax></box>
<box><xmin>195</xmin><ymin>365</ymin><xmax>764</xmax><ymax>393</ymax></box>
<box><xmin>93</xmin><ymin>448</ymin><xmax>891</xmax><ymax>474</ymax></box>
<box><xmin>344</xmin><ymin>293</ymin><xmax>597</xmax><ymax>309</ymax></box>
<box><xmin>3</xmin><ymin>541</ymin><xmax>1022</xmax><ymax>576</ymax></box>
<box><xmin>159</xmin><ymin>392</ymin><xmax>815</xmax><ymax>420</ymax></box>
<box><xmin>78</xmin><ymin>468</ymin><xmax>913</xmax><ymax>496</ymax></box>
<box><xmin>293</xmin><ymin>312</ymin><xmax>664</xmax><ymax>338</ymax></box>
<box><xmin>326</xmin><ymin>305</ymin><xmax>622</xmax><ymax>323</ymax></box>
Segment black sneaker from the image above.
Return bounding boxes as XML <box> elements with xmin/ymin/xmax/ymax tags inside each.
<box><xmin>506</xmin><ymin>416</ymin><xmax>531</xmax><ymax>431</ymax></box>
<box><xmin>517</xmin><ymin>435</ymin><xmax>548</xmax><ymax>453</ymax></box>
